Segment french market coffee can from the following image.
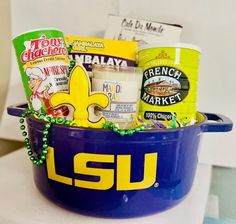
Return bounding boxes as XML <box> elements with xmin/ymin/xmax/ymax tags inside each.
<box><xmin>138</xmin><ymin>43</ymin><xmax>201</xmax><ymax>127</ymax></box>
<box><xmin>13</xmin><ymin>28</ymin><xmax>70</xmax><ymax>117</ymax></box>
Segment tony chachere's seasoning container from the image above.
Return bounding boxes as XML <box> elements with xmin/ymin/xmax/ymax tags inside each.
<box><xmin>13</xmin><ymin>28</ymin><xmax>70</xmax><ymax>117</ymax></box>
<box><xmin>138</xmin><ymin>43</ymin><xmax>201</xmax><ymax>127</ymax></box>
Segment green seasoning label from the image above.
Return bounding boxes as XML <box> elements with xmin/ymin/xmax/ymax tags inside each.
<box><xmin>20</xmin><ymin>35</ymin><xmax>68</xmax><ymax>62</ymax></box>
<box><xmin>13</xmin><ymin>29</ymin><xmax>70</xmax><ymax>117</ymax></box>
<box><xmin>141</xmin><ymin>66</ymin><xmax>189</xmax><ymax>106</ymax></box>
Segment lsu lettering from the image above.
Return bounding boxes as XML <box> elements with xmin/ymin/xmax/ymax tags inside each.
<box><xmin>46</xmin><ymin>147</ymin><xmax>158</xmax><ymax>191</ymax></box>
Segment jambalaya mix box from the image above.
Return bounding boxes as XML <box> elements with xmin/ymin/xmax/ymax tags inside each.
<box><xmin>65</xmin><ymin>36</ymin><xmax>138</xmax><ymax>72</ymax></box>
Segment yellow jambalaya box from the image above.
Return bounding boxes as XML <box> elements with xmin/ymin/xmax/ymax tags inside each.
<box><xmin>65</xmin><ymin>36</ymin><xmax>137</xmax><ymax>71</ymax></box>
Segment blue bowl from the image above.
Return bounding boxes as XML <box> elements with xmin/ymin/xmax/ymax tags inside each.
<box><xmin>8</xmin><ymin>105</ymin><xmax>232</xmax><ymax>218</ymax></box>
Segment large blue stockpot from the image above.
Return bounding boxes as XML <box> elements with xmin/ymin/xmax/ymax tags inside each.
<box><xmin>8</xmin><ymin>105</ymin><xmax>233</xmax><ymax>218</ymax></box>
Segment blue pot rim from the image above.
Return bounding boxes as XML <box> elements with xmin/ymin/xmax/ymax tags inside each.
<box><xmin>27</xmin><ymin>112</ymin><xmax>206</xmax><ymax>133</ymax></box>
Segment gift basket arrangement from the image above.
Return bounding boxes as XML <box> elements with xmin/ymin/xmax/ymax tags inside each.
<box><xmin>8</xmin><ymin>25</ymin><xmax>233</xmax><ymax>218</ymax></box>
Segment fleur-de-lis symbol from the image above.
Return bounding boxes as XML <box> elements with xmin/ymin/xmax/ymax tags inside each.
<box><xmin>50</xmin><ymin>66</ymin><xmax>109</xmax><ymax>128</ymax></box>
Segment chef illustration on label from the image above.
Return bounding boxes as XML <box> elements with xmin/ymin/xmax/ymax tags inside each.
<box><xmin>26</xmin><ymin>67</ymin><xmax>49</xmax><ymax>114</ymax></box>
<box><xmin>26</xmin><ymin>67</ymin><xmax>68</xmax><ymax>116</ymax></box>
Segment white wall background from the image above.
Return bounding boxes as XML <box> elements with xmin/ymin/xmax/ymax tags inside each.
<box><xmin>0</xmin><ymin>0</ymin><xmax>11</xmax><ymax>116</ymax></box>
<box><xmin>1</xmin><ymin>0</ymin><xmax>235</xmax><ymax>167</ymax></box>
